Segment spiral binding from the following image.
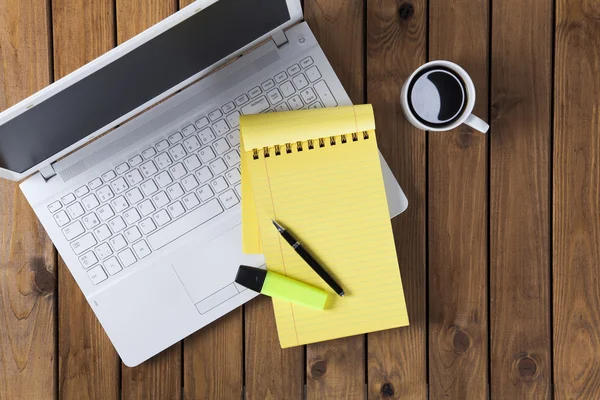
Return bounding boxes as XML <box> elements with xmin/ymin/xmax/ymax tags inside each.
<box><xmin>252</xmin><ymin>131</ymin><xmax>370</xmax><ymax>160</ymax></box>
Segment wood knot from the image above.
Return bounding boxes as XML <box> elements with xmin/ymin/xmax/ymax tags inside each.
<box><xmin>381</xmin><ymin>382</ymin><xmax>395</xmax><ymax>397</ymax></box>
<box><xmin>34</xmin><ymin>269</ymin><xmax>56</xmax><ymax>294</ymax></box>
<box><xmin>452</xmin><ymin>328</ymin><xmax>470</xmax><ymax>354</ymax></box>
<box><xmin>398</xmin><ymin>3</ymin><xmax>414</xmax><ymax>20</ymax></box>
<box><xmin>310</xmin><ymin>360</ymin><xmax>327</xmax><ymax>380</ymax></box>
<box><xmin>517</xmin><ymin>356</ymin><xmax>538</xmax><ymax>379</ymax></box>
<box><xmin>457</xmin><ymin>126</ymin><xmax>473</xmax><ymax>148</ymax></box>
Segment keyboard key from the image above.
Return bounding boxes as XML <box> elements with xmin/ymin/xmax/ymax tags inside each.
<box><xmin>124</xmin><ymin>226</ymin><xmax>142</xmax><ymax>243</ymax></box>
<box><xmin>226</xmin><ymin>111</ymin><xmax>241</xmax><ymax>128</ymax></box>
<box><xmin>155</xmin><ymin>171</ymin><xmax>173</xmax><ymax>188</ymax></box>
<box><xmin>213</xmin><ymin>119</ymin><xmax>230</xmax><ymax>135</ymax></box>
<box><xmin>208</xmin><ymin>109</ymin><xmax>223</xmax><ymax>121</ymax></box>
<box><xmin>62</xmin><ymin>193</ymin><xmax>76</xmax><ymax>205</ymax></box>
<box><xmin>222</xmin><ymin>102</ymin><xmax>236</xmax><ymax>114</ymax></box>
<box><xmin>219</xmin><ymin>190</ymin><xmax>239</xmax><ymax>209</ymax></box>
<box><xmin>199</xmin><ymin>147</ymin><xmax>216</xmax><ymax>163</ymax></box>
<box><xmin>267</xmin><ymin>89</ymin><xmax>284</xmax><ymax>105</ymax></box>
<box><xmin>93</xmin><ymin>225</ymin><xmax>112</xmax><ymax>241</ymax></box>
<box><xmin>80</xmin><ymin>251</ymin><xmax>98</xmax><ymax>269</ymax></box>
<box><xmin>198</xmin><ymin>185</ymin><xmax>214</xmax><ymax>201</ymax></box>
<box><xmin>71</xmin><ymin>233</ymin><xmax>97</xmax><ymax>255</ymax></box>
<box><xmin>96</xmin><ymin>204</ymin><xmax>115</xmax><ymax>223</ymax></box>
<box><xmin>138</xmin><ymin>199</ymin><xmax>156</xmax><ymax>217</ymax></box>
<box><xmin>63</xmin><ymin>221</ymin><xmax>85</xmax><ymax>240</ymax></box>
<box><xmin>281</xmin><ymin>81</ymin><xmax>295</xmax><ymax>97</ymax></box>
<box><xmin>314</xmin><ymin>80</ymin><xmax>337</xmax><ymax>107</ymax></box>
<box><xmin>125</xmin><ymin>169</ymin><xmax>144</xmax><ymax>186</ymax></box>
<box><xmin>235</xmin><ymin>183</ymin><xmax>242</xmax><ymax>198</ymax></box>
<box><xmin>147</xmin><ymin>199</ymin><xmax>223</xmax><ymax>250</ymax></box>
<box><xmin>308</xmin><ymin>101</ymin><xmax>323</xmax><ymax>109</ymax></box>
<box><xmin>141</xmin><ymin>179</ymin><xmax>159</xmax><ymax>196</ymax></box>
<box><xmin>155</xmin><ymin>153</ymin><xmax>173</xmax><ymax>169</ymax></box>
<box><xmin>169</xmin><ymin>144</ymin><xmax>187</xmax><ymax>161</ymax></box>
<box><xmin>306</xmin><ymin>65</ymin><xmax>322</xmax><ymax>82</ymax></box>
<box><xmin>169</xmin><ymin>163</ymin><xmax>187</xmax><ymax>180</ymax></box>
<box><xmin>196</xmin><ymin>117</ymin><xmax>210</xmax><ymax>129</ymax></box>
<box><xmin>288</xmin><ymin>95</ymin><xmax>303</xmax><ymax>110</ymax></box>
<box><xmin>82</xmin><ymin>194</ymin><xmax>100</xmax><ymax>211</ymax></box>
<box><xmin>154</xmin><ymin>210</ymin><xmax>171</xmax><ymax>226</ymax></box>
<box><xmin>102</xmin><ymin>170</ymin><xmax>117</xmax><ymax>182</ymax></box>
<box><xmin>287</xmin><ymin>63</ymin><xmax>301</xmax><ymax>76</ymax></box>
<box><xmin>87</xmin><ymin>265</ymin><xmax>107</xmax><ymax>285</ymax></box>
<box><xmin>110</xmin><ymin>177</ymin><xmax>129</xmax><ymax>195</ymax></box>
<box><xmin>274</xmin><ymin>103</ymin><xmax>290</xmax><ymax>112</ymax></box>
<box><xmin>89</xmin><ymin>178</ymin><xmax>103</xmax><ymax>190</ymax></box>
<box><xmin>183</xmin><ymin>136</ymin><xmax>201</xmax><ymax>153</ymax></box>
<box><xmin>167</xmin><ymin>201</ymin><xmax>185</xmax><ymax>218</ymax></box>
<box><xmin>125</xmin><ymin>188</ymin><xmax>144</xmax><ymax>205</ymax></box>
<box><xmin>156</xmin><ymin>140</ymin><xmax>169</xmax><ymax>152</ymax></box>
<box><xmin>104</xmin><ymin>257</ymin><xmax>122</xmax><ymax>275</ymax></box>
<box><xmin>166</xmin><ymin>183</ymin><xmax>185</xmax><ymax>200</ymax></box>
<box><xmin>116</xmin><ymin>163</ymin><xmax>130</xmax><ymax>174</ymax></box>
<box><xmin>262</xmin><ymin>79</ymin><xmax>275</xmax><ymax>91</ymax></box>
<box><xmin>196</xmin><ymin>166</ymin><xmax>214</xmax><ymax>184</ymax></box>
<box><xmin>96</xmin><ymin>243</ymin><xmax>113</xmax><ymax>259</ymax></box>
<box><xmin>152</xmin><ymin>192</ymin><xmax>170</xmax><ymax>208</ymax></box>
<box><xmin>82</xmin><ymin>213</ymin><xmax>100</xmax><ymax>230</ymax></box>
<box><xmin>140</xmin><ymin>218</ymin><xmax>157</xmax><ymax>235</ymax></box>
<box><xmin>183</xmin><ymin>154</ymin><xmax>202</xmax><ymax>172</ymax></box>
<box><xmin>97</xmin><ymin>186</ymin><xmax>115</xmax><ymax>202</ymax></box>
<box><xmin>210</xmin><ymin>176</ymin><xmax>229</xmax><ymax>193</ymax></box>
<box><xmin>213</xmin><ymin>138</ymin><xmax>230</xmax><ymax>155</ymax></box>
<box><xmin>133</xmin><ymin>240</ymin><xmax>152</xmax><ymax>259</ymax></box>
<box><xmin>209</xmin><ymin>158</ymin><xmax>228</xmax><ymax>175</ymax></box>
<box><xmin>235</xmin><ymin>94</ymin><xmax>249</xmax><ymax>106</ymax></box>
<box><xmin>292</xmin><ymin>73</ymin><xmax>309</xmax><ymax>90</ymax></box>
<box><xmin>182</xmin><ymin>193</ymin><xmax>200</xmax><ymax>210</ymax></box>
<box><xmin>224</xmin><ymin>150</ymin><xmax>241</xmax><ymax>167</ymax></box>
<box><xmin>241</xmin><ymin>96</ymin><xmax>269</xmax><ymax>115</ymax></box>
<box><xmin>123</xmin><ymin>208</ymin><xmax>141</xmax><ymax>224</ymax></box>
<box><xmin>129</xmin><ymin>155</ymin><xmax>143</xmax><ymax>166</ymax></box>
<box><xmin>140</xmin><ymin>161</ymin><xmax>158</xmax><ymax>178</ymax></box>
<box><xmin>300</xmin><ymin>56</ymin><xmax>314</xmax><ymax>68</ymax></box>
<box><xmin>142</xmin><ymin>147</ymin><xmax>157</xmax><ymax>159</ymax></box>
<box><xmin>248</xmin><ymin>86</ymin><xmax>262</xmax><ymax>98</ymax></box>
<box><xmin>111</xmin><ymin>196</ymin><xmax>129</xmax><ymax>213</ymax></box>
<box><xmin>109</xmin><ymin>235</ymin><xmax>127</xmax><ymax>252</ymax></box>
<box><xmin>274</xmin><ymin>71</ymin><xmax>287</xmax><ymax>83</ymax></box>
<box><xmin>169</xmin><ymin>132</ymin><xmax>183</xmax><ymax>144</ymax></box>
<box><xmin>225</xmin><ymin>168</ymin><xmax>241</xmax><ymax>185</ymax></box>
<box><xmin>67</xmin><ymin>202</ymin><xmax>85</xmax><ymax>219</ymax></box>
<box><xmin>301</xmin><ymin>88</ymin><xmax>318</xmax><ymax>104</ymax></box>
<box><xmin>48</xmin><ymin>201</ymin><xmax>62</xmax><ymax>213</ymax></box>
<box><xmin>118</xmin><ymin>249</ymin><xmax>137</xmax><ymax>267</ymax></box>
<box><xmin>226</xmin><ymin>130</ymin><xmax>240</xmax><ymax>147</ymax></box>
<box><xmin>182</xmin><ymin>175</ymin><xmax>199</xmax><ymax>191</ymax></box>
<box><xmin>108</xmin><ymin>216</ymin><xmax>126</xmax><ymax>233</ymax></box>
<box><xmin>182</xmin><ymin>125</ymin><xmax>196</xmax><ymax>137</ymax></box>
<box><xmin>75</xmin><ymin>186</ymin><xmax>89</xmax><ymax>198</ymax></box>
<box><xmin>199</xmin><ymin>128</ymin><xmax>216</xmax><ymax>144</ymax></box>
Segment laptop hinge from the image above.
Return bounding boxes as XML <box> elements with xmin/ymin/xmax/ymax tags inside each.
<box><xmin>271</xmin><ymin>29</ymin><xmax>289</xmax><ymax>48</ymax></box>
<box><xmin>40</xmin><ymin>164</ymin><xmax>57</xmax><ymax>181</ymax></box>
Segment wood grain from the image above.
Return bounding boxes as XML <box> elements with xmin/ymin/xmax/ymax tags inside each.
<box><xmin>51</xmin><ymin>1</ymin><xmax>120</xmax><ymax>399</ymax></box>
<box><xmin>304</xmin><ymin>0</ymin><xmax>365</xmax><ymax>398</ymax></box>
<box><xmin>427</xmin><ymin>0</ymin><xmax>489</xmax><ymax>398</ymax></box>
<box><xmin>0</xmin><ymin>0</ymin><xmax>56</xmax><ymax>399</ymax></box>
<box><xmin>115</xmin><ymin>1</ymin><xmax>181</xmax><ymax>398</ymax></box>
<box><xmin>366</xmin><ymin>1</ymin><xmax>428</xmax><ymax>398</ymax></box>
<box><xmin>490</xmin><ymin>0</ymin><xmax>552</xmax><ymax>397</ymax></box>
<box><xmin>554</xmin><ymin>0</ymin><xmax>600</xmax><ymax>397</ymax></box>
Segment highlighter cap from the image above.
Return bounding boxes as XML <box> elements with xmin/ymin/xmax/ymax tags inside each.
<box><xmin>235</xmin><ymin>265</ymin><xmax>267</xmax><ymax>293</ymax></box>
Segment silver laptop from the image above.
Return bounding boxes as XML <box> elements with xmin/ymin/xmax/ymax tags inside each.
<box><xmin>0</xmin><ymin>0</ymin><xmax>408</xmax><ymax>366</ymax></box>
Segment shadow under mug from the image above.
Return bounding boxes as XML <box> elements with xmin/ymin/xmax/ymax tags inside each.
<box><xmin>400</xmin><ymin>60</ymin><xmax>489</xmax><ymax>134</ymax></box>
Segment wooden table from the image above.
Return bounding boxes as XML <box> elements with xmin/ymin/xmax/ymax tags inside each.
<box><xmin>0</xmin><ymin>0</ymin><xmax>598</xmax><ymax>398</ymax></box>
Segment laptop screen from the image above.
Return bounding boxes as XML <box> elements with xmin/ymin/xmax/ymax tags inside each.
<box><xmin>0</xmin><ymin>0</ymin><xmax>290</xmax><ymax>174</ymax></box>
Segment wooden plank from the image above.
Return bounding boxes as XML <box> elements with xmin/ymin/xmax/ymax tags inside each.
<box><xmin>554</xmin><ymin>0</ymin><xmax>600</xmax><ymax>397</ymax></box>
<box><xmin>427</xmin><ymin>0</ymin><xmax>489</xmax><ymax>398</ymax></box>
<box><xmin>245</xmin><ymin>296</ymin><xmax>304</xmax><ymax>399</ymax></box>
<box><xmin>490</xmin><ymin>0</ymin><xmax>552</xmax><ymax>397</ymax></box>
<box><xmin>0</xmin><ymin>1</ymin><xmax>56</xmax><ymax>399</ymax></box>
<box><xmin>115</xmin><ymin>1</ymin><xmax>181</xmax><ymax>398</ymax></box>
<box><xmin>51</xmin><ymin>1</ymin><xmax>121</xmax><ymax>399</ymax></box>
<box><xmin>366</xmin><ymin>1</ymin><xmax>428</xmax><ymax>398</ymax></box>
<box><xmin>303</xmin><ymin>1</ymin><xmax>365</xmax><ymax>398</ymax></box>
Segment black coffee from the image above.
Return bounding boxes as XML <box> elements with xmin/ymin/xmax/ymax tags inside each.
<box><xmin>408</xmin><ymin>67</ymin><xmax>467</xmax><ymax>127</ymax></box>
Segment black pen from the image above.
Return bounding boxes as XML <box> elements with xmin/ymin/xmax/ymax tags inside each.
<box><xmin>272</xmin><ymin>220</ymin><xmax>345</xmax><ymax>297</ymax></box>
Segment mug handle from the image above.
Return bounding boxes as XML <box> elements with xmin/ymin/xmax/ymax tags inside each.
<box><xmin>464</xmin><ymin>114</ymin><xmax>489</xmax><ymax>134</ymax></box>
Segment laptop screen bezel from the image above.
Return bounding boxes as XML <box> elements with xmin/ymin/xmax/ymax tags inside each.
<box><xmin>0</xmin><ymin>0</ymin><xmax>302</xmax><ymax>181</ymax></box>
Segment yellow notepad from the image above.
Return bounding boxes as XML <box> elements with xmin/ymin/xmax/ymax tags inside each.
<box><xmin>240</xmin><ymin>105</ymin><xmax>409</xmax><ymax>347</ymax></box>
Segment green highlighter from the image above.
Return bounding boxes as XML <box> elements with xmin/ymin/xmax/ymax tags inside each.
<box><xmin>235</xmin><ymin>265</ymin><xmax>328</xmax><ymax>310</ymax></box>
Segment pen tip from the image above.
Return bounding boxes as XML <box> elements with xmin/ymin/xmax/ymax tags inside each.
<box><xmin>272</xmin><ymin>219</ymin><xmax>284</xmax><ymax>232</ymax></box>
<box><xmin>339</xmin><ymin>291</ymin><xmax>345</xmax><ymax>297</ymax></box>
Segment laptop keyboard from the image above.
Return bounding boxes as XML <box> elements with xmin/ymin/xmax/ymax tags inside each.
<box><xmin>46</xmin><ymin>56</ymin><xmax>337</xmax><ymax>286</ymax></box>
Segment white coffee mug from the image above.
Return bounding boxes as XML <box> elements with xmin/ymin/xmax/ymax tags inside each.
<box><xmin>400</xmin><ymin>60</ymin><xmax>489</xmax><ymax>133</ymax></box>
